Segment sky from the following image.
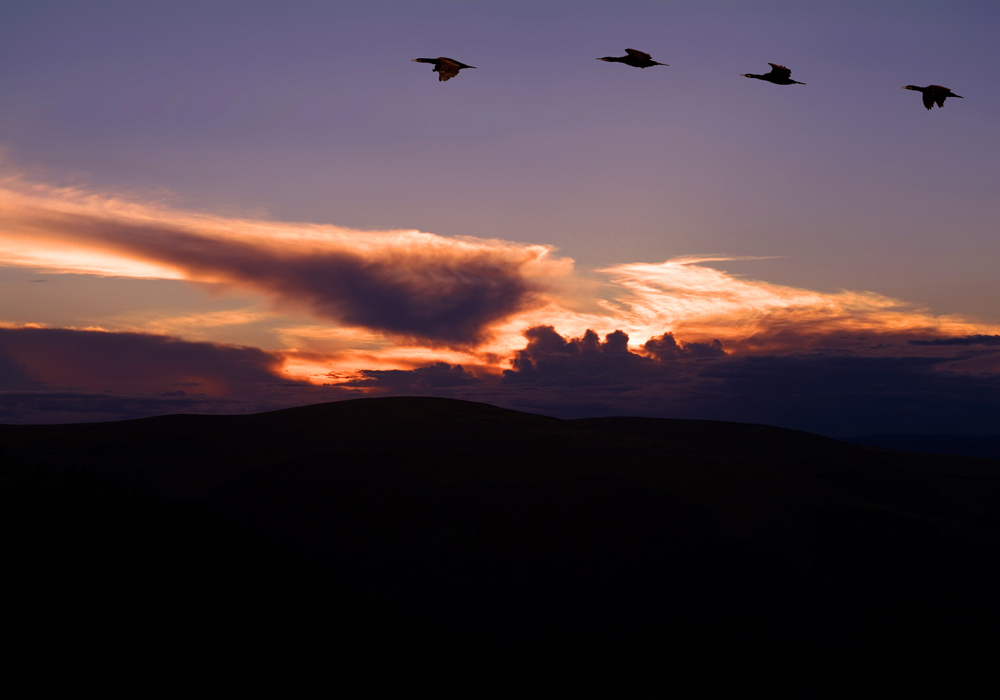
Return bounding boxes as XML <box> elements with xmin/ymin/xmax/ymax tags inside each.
<box><xmin>2</xmin><ymin>0</ymin><xmax>1000</xmax><ymax>435</ymax></box>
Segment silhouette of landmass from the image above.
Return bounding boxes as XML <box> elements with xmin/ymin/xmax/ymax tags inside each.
<box><xmin>847</xmin><ymin>433</ymin><xmax>1000</xmax><ymax>461</ymax></box>
<box><xmin>4</xmin><ymin>397</ymin><xmax>1000</xmax><ymax>690</ymax></box>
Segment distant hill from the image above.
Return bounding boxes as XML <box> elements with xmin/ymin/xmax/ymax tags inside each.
<box><xmin>4</xmin><ymin>396</ymin><xmax>1000</xmax><ymax>689</ymax></box>
<box><xmin>847</xmin><ymin>433</ymin><xmax>1000</xmax><ymax>461</ymax></box>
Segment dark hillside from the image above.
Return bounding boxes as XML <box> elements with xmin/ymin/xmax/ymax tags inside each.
<box><xmin>0</xmin><ymin>458</ymin><xmax>437</xmax><ymax>696</ymax></box>
<box><xmin>847</xmin><ymin>433</ymin><xmax>1000</xmax><ymax>461</ymax></box>
<box><xmin>4</xmin><ymin>396</ymin><xmax>1000</xmax><ymax>687</ymax></box>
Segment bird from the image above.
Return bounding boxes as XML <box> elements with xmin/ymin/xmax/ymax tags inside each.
<box><xmin>411</xmin><ymin>57</ymin><xmax>476</xmax><ymax>82</ymax></box>
<box><xmin>902</xmin><ymin>84</ymin><xmax>963</xmax><ymax>110</ymax></box>
<box><xmin>741</xmin><ymin>63</ymin><xmax>805</xmax><ymax>85</ymax></box>
<box><xmin>596</xmin><ymin>48</ymin><xmax>667</xmax><ymax>69</ymax></box>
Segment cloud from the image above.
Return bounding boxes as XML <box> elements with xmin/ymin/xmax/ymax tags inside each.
<box><xmin>643</xmin><ymin>332</ymin><xmax>725</xmax><ymax>361</ymax></box>
<box><xmin>0</xmin><ymin>326</ymin><xmax>368</xmax><ymax>423</ymax></box>
<box><xmin>499</xmin><ymin>326</ymin><xmax>726</xmax><ymax>387</ymax></box>
<box><xmin>0</xmin><ymin>390</ymin><xmax>236</xmax><ymax>425</ymax></box>
<box><xmin>3</xmin><ymin>322</ymin><xmax>1000</xmax><ymax>435</ymax></box>
<box><xmin>0</xmin><ymin>180</ymin><xmax>568</xmax><ymax>347</ymax></box>
<box><xmin>687</xmin><ymin>353</ymin><xmax>1000</xmax><ymax>436</ymax></box>
<box><xmin>4</xmin><ymin>175</ymin><xmax>1000</xmax><ymax>434</ymax></box>
<box><xmin>343</xmin><ymin>362</ymin><xmax>482</xmax><ymax>391</ymax></box>
<box><xmin>0</xmin><ymin>345</ymin><xmax>38</xmax><ymax>391</ymax></box>
<box><xmin>909</xmin><ymin>335</ymin><xmax>1000</xmax><ymax>347</ymax></box>
<box><xmin>344</xmin><ymin>325</ymin><xmax>1000</xmax><ymax>436</ymax></box>
<box><xmin>503</xmin><ymin>326</ymin><xmax>656</xmax><ymax>385</ymax></box>
<box><xmin>0</xmin><ymin>326</ymin><xmax>285</xmax><ymax>394</ymax></box>
<box><xmin>597</xmin><ymin>258</ymin><xmax>998</xmax><ymax>351</ymax></box>
<box><xmin>3</xmin><ymin>178</ymin><xmax>998</xmax><ymax>366</ymax></box>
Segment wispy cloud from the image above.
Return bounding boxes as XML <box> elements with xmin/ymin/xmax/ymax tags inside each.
<box><xmin>106</xmin><ymin>308</ymin><xmax>276</xmax><ymax>340</ymax></box>
<box><xmin>0</xmin><ymin>179</ymin><xmax>570</xmax><ymax>347</ymax></box>
<box><xmin>596</xmin><ymin>258</ymin><xmax>998</xmax><ymax>350</ymax></box>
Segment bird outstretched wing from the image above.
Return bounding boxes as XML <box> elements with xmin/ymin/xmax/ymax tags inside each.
<box><xmin>436</xmin><ymin>58</ymin><xmax>461</xmax><ymax>81</ymax></box>
<box><xmin>767</xmin><ymin>63</ymin><xmax>793</xmax><ymax>80</ymax></box>
<box><xmin>625</xmin><ymin>48</ymin><xmax>652</xmax><ymax>61</ymax></box>
<box><xmin>922</xmin><ymin>91</ymin><xmax>935</xmax><ymax>110</ymax></box>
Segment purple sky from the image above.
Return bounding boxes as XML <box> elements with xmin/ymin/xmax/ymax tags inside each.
<box><xmin>1</xmin><ymin>0</ymin><xmax>999</xmax><ymax>433</ymax></box>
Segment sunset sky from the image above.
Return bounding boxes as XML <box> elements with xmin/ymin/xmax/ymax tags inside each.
<box><xmin>2</xmin><ymin>0</ymin><xmax>999</xmax><ymax>435</ymax></box>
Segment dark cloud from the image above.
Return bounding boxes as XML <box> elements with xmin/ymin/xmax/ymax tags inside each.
<box><xmin>909</xmin><ymin>335</ymin><xmax>1000</xmax><ymax>346</ymax></box>
<box><xmin>0</xmin><ymin>327</ymin><xmax>345</xmax><ymax>423</ymax></box>
<box><xmin>0</xmin><ymin>346</ymin><xmax>39</xmax><ymax>391</ymax></box>
<box><xmin>500</xmin><ymin>327</ymin><xmax>724</xmax><ymax>386</ymax></box>
<box><xmin>643</xmin><ymin>332</ymin><xmax>726</xmax><ymax>361</ymax></box>
<box><xmin>5</xmin><ymin>324</ymin><xmax>1000</xmax><ymax>437</ymax></box>
<box><xmin>22</xmin><ymin>210</ymin><xmax>544</xmax><ymax>347</ymax></box>
<box><xmin>503</xmin><ymin>326</ymin><xmax>656</xmax><ymax>385</ymax></box>
<box><xmin>0</xmin><ymin>326</ymin><xmax>424</xmax><ymax>424</ymax></box>
<box><xmin>0</xmin><ymin>387</ymin><xmax>355</xmax><ymax>425</ymax></box>
<box><xmin>685</xmin><ymin>353</ymin><xmax>1000</xmax><ymax>434</ymax></box>
<box><xmin>346</xmin><ymin>326</ymin><xmax>1000</xmax><ymax>436</ymax></box>
<box><xmin>0</xmin><ymin>390</ymin><xmax>225</xmax><ymax>424</ymax></box>
<box><xmin>0</xmin><ymin>327</ymin><xmax>284</xmax><ymax>389</ymax></box>
<box><xmin>342</xmin><ymin>362</ymin><xmax>482</xmax><ymax>390</ymax></box>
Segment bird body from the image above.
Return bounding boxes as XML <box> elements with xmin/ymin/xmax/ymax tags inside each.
<box><xmin>597</xmin><ymin>48</ymin><xmax>667</xmax><ymax>69</ymax></box>
<box><xmin>741</xmin><ymin>63</ymin><xmax>805</xmax><ymax>85</ymax></box>
<box><xmin>412</xmin><ymin>57</ymin><xmax>476</xmax><ymax>82</ymax></box>
<box><xmin>902</xmin><ymin>84</ymin><xmax>963</xmax><ymax>110</ymax></box>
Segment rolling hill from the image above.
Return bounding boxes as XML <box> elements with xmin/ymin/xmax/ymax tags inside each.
<box><xmin>3</xmin><ymin>397</ymin><xmax>1000</xmax><ymax>690</ymax></box>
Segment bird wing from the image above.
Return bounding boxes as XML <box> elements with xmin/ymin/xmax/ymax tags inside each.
<box><xmin>928</xmin><ymin>85</ymin><xmax>958</xmax><ymax>106</ymax></box>
<box><xmin>435</xmin><ymin>58</ymin><xmax>461</xmax><ymax>81</ymax></box>
<box><xmin>922</xmin><ymin>91</ymin><xmax>935</xmax><ymax>110</ymax></box>
<box><xmin>625</xmin><ymin>48</ymin><xmax>652</xmax><ymax>61</ymax></box>
<box><xmin>766</xmin><ymin>63</ymin><xmax>793</xmax><ymax>80</ymax></box>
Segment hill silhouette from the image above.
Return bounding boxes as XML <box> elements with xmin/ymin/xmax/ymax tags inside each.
<box><xmin>4</xmin><ymin>396</ymin><xmax>1000</xmax><ymax>689</ymax></box>
<box><xmin>847</xmin><ymin>432</ymin><xmax>1000</xmax><ymax>461</ymax></box>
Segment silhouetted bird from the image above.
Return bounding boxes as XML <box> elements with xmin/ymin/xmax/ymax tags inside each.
<box><xmin>596</xmin><ymin>48</ymin><xmax>667</xmax><ymax>69</ymax></box>
<box><xmin>902</xmin><ymin>85</ymin><xmax>963</xmax><ymax>110</ymax></box>
<box><xmin>412</xmin><ymin>57</ymin><xmax>476</xmax><ymax>82</ymax></box>
<box><xmin>741</xmin><ymin>63</ymin><xmax>805</xmax><ymax>85</ymax></box>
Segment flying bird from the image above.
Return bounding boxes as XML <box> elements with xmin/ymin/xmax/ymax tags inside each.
<box><xmin>596</xmin><ymin>48</ymin><xmax>667</xmax><ymax>69</ymax></box>
<box><xmin>412</xmin><ymin>57</ymin><xmax>476</xmax><ymax>82</ymax></box>
<box><xmin>902</xmin><ymin>84</ymin><xmax>964</xmax><ymax>110</ymax></box>
<box><xmin>741</xmin><ymin>63</ymin><xmax>805</xmax><ymax>85</ymax></box>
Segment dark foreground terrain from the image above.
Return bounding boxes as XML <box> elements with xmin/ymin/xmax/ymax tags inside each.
<box><xmin>3</xmin><ymin>397</ymin><xmax>1000</xmax><ymax>692</ymax></box>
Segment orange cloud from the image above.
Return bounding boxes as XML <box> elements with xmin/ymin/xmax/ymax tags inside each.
<box><xmin>0</xmin><ymin>178</ymin><xmax>570</xmax><ymax>348</ymax></box>
<box><xmin>2</xmin><ymin>177</ymin><xmax>998</xmax><ymax>377</ymax></box>
<box><xmin>593</xmin><ymin>257</ymin><xmax>999</xmax><ymax>352</ymax></box>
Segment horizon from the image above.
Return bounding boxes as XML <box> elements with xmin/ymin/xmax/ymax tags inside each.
<box><xmin>2</xmin><ymin>0</ymin><xmax>1000</xmax><ymax>435</ymax></box>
